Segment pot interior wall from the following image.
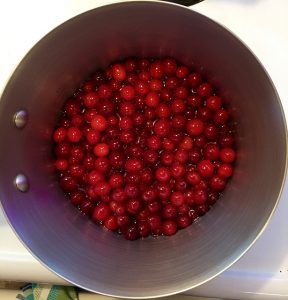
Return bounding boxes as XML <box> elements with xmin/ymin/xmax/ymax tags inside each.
<box><xmin>0</xmin><ymin>2</ymin><xmax>286</xmax><ymax>298</ymax></box>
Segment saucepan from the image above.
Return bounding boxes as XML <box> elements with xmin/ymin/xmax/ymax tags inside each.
<box><xmin>0</xmin><ymin>1</ymin><xmax>287</xmax><ymax>298</ymax></box>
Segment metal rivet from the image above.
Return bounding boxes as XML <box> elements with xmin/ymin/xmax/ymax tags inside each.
<box><xmin>14</xmin><ymin>110</ymin><xmax>28</xmax><ymax>129</ymax></box>
<box><xmin>14</xmin><ymin>174</ymin><xmax>29</xmax><ymax>192</ymax></box>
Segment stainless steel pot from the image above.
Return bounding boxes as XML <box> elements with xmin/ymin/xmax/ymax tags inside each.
<box><xmin>0</xmin><ymin>1</ymin><xmax>287</xmax><ymax>298</ymax></box>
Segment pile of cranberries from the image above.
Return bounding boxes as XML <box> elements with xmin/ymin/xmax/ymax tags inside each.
<box><xmin>52</xmin><ymin>57</ymin><xmax>236</xmax><ymax>240</ymax></box>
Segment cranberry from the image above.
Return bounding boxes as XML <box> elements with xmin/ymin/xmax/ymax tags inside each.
<box><xmin>53</xmin><ymin>127</ymin><xmax>67</xmax><ymax>143</ymax></box>
<box><xmin>198</xmin><ymin>107</ymin><xmax>212</xmax><ymax>121</ymax></box>
<box><xmin>138</xmin><ymin>221</ymin><xmax>151</xmax><ymax>237</ymax></box>
<box><xmin>179</xmin><ymin>136</ymin><xmax>193</xmax><ymax>150</ymax></box>
<box><xmin>109</xmin><ymin>151</ymin><xmax>125</xmax><ymax>169</ymax></box>
<box><xmin>86</xmin><ymin>130</ymin><xmax>101</xmax><ymax>145</ymax></box>
<box><xmin>219</xmin><ymin>133</ymin><xmax>234</xmax><ymax>148</ymax></box>
<box><xmin>60</xmin><ymin>176</ymin><xmax>77</xmax><ymax>192</ymax></box>
<box><xmin>145</xmin><ymin>92</ymin><xmax>160</xmax><ymax>108</ymax></box>
<box><xmin>194</xmin><ymin>189</ymin><xmax>208</xmax><ymax>205</ymax></box>
<box><xmin>205</xmin><ymin>124</ymin><xmax>219</xmax><ymax>140</ymax></box>
<box><xmin>162</xmin><ymin>220</ymin><xmax>177</xmax><ymax>236</ymax></box>
<box><xmin>170</xmin><ymin>162</ymin><xmax>185</xmax><ymax>178</ymax></box>
<box><xmin>160</xmin><ymin>151</ymin><xmax>174</xmax><ymax>166</ymax></box>
<box><xmin>88</xmin><ymin>171</ymin><xmax>104</xmax><ymax>185</ymax></box>
<box><xmin>111</xmin><ymin>188</ymin><xmax>127</xmax><ymax>202</ymax></box>
<box><xmin>197</xmin><ymin>82</ymin><xmax>213</xmax><ymax>98</ymax></box>
<box><xmin>93</xmin><ymin>143</ymin><xmax>109</xmax><ymax>157</ymax></box>
<box><xmin>171</xmin><ymin>191</ymin><xmax>185</xmax><ymax>207</ymax></box>
<box><xmin>64</xmin><ymin>99</ymin><xmax>81</xmax><ymax>116</ymax></box>
<box><xmin>94</xmin><ymin>182</ymin><xmax>111</xmax><ymax>196</ymax></box>
<box><xmin>70</xmin><ymin>190</ymin><xmax>85</xmax><ymax>205</ymax></box>
<box><xmin>157</xmin><ymin>182</ymin><xmax>172</xmax><ymax>199</ymax></box>
<box><xmin>162</xmin><ymin>204</ymin><xmax>177</xmax><ymax>219</ymax></box>
<box><xmin>210</xmin><ymin>175</ymin><xmax>226</xmax><ymax>191</ymax></box>
<box><xmin>220</xmin><ymin>148</ymin><xmax>236</xmax><ymax>163</ymax></box>
<box><xmin>121</xmin><ymin>224</ymin><xmax>139</xmax><ymax>241</ymax></box>
<box><xmin>98</xmin><ymin>84</ymin><xmax>113</xmax><ymax>99</ymax></box>
<box><xmin>125</xmin><ymin>158</ymin><xmax>143</xmax><ymax>172</ymax></box>
<box><xmin>214</xmin><ymin>108</ymin><xmax>229</xmax><ymax>125</ymax></box>
<box><xmin>188</xmin><ymin>94</ymin><xmax>203</xmax><ymax>108</ymax></box>
<box><xmin>97</xmin><ymin>100</ymin><xmax>115</xmax><ymax>116</ymax></box>
<box><xmin>166</xmin><ymin>77</ymin><xmax>179</xmax><ymax>89</ymax></box>
<box><xmin>155</xmin><ymin>166</ymin><xmax>171</xmax><ymax>182</ymax></box>
<box><xmin>94</xmin><ymin>157</ymin><xmax>110</xmax><ymax>173</ymax></box>
<box><xmin>109</xmin><ymin>173</ymin><xmax>124</xmax><ymax>188</ymax></box>
<box><xmin>104</xmin><ymin>215</ymin><xmax>118</xmax><ymax>231</ymax></box>
<box><xmin>119</xmin><ymin>101</ymin><xmax>135</xmax><ymax>116</ymax></box>
<box><xmin>171</xmin><ymin>115</ymin><xmax>186</xmax><ymax>130</ymax></box>
<box><xmin>204</xmin><ymin>144</ymin><xmax>220</xmax><ymax>160</ymax></box>
<box><xmin>186</xmin><ymin>119</ymin><xmax>204</xmax><ymax>136</ymax></box>
<box><xmin>163</xmin><ymin>58</ymin><xmax>177</xmax><ymax>75</ymax></box>
<box><xmin>120</xmin><ymin>130</ymin><xmax>135</xmax><ymax>144</ymax></box>
<box><xmin>150</xmin><ymin>60</ymin><xmax>164</xmax><ymax>78</ymax></box>
<box><xmin>174</xmin><ymin>149</ymin><xmax>189</xmax><ymax>163</ymax></box>
<box><xmin>55</xmin><ymin>158</ymin><xmax>68</xmax><ymax>171</ymax></box>
<box><xmin>207</xmin><ymin>96</ymin><xmax>222</xmax><ymax>111</ymax></box>
<box><xmin>150</xmin><ymin>79</ymin><xmax>163</xmax><ymax>91</ymax></box>
<box><xmin>121</xmin><ymin>85</ymin><xmax>136</xmax><ymax>101</ymax></box>
<box><xmin>117</xmin><ymin>214</ymin><xmax>130</xmax><ymax>226</ymax></box>
<box><xmin>69</xmin><ymin>164</ymin><xmax>85</xmax><ymax>178</ymax></box>
<box><xmin>83</xmin><ymin>92</ymin><xmax>99</xmax><ymax>108</ymax></box>
<box><xmin>154</xmin><ymin>118</ymin><xmax>170</xmax><ymax>137</ymax></box>
<box><xmin>142</xmin><ymin>187</ymin><xmax>157</xmax><ymax>203</ymax></box>
<box><xmin>138</xmin><ymin>70</ymin><xmax>150</xmax><ymax>81</ymax></box>
<box><xmin>91</xmin><ymin>115</ymin><xmax>107</xmax><ymax>131</ymax></box>
<box><xmin>197</xmin><ymin>160</ymin><xmax>215</xmax><ymax>178</ymax></box>
<box><xmin>188</xmin><ymin>72</ymin><xmax>202</xmax><ymax>88</ymax></box>
<box><xmin>141</xmin><ymin>168</ymin><xmax>154</xmax><ymax>184</ymax></box>
<box><xmin>79</xmin><ymin>200</ymin><xmax>95</xmax><ymax>216</ymax></box>
<box><xmin>67</xmin><ymin>127</ymin><xmax>82</xmax><ymax>143</ymax></box>
<box><xmin>135</xmin><ymin>80</ymin><xmax>149</xmax><ymax>95</ymax></box>
<box><xmin>127</xmin><ymin>198</ymin><xmax>142</xmax><ymax>214</ymax></box>
<box><xmin>176</xmin><ymin>66</ymin><xmax>189</xmax><ymax>78</ymax></box>
<box><xmin>111</xmin><ymin>63</ymin><xmax>126</xmax><ymax>81</ymax></box>
<box><xmin>186</xmin><ymin>171</ymin><xmax>201</xmax><ymax>185</ymax></box>
<box><xmin>177</xmin><ymin>215</ymin><xmax>192</xmax><ymax>229</ymax></box>
<box><xmin>147</xmin><ymin>201</ymin><xmax>161</xmax><ymax>214</ymax></box>
<box><xmin>148</xmin><ymin>214</ymin><xmax>162</xmax><ymax>231</ymax></box>
<box><xmin>160</xmin><ymin>88</ymin><xmax>173</xmax><ymax>101</ymax></box>
<box><xmin>218</xmin><ymin>163</ymin><xmax>233</xmax><ymax>178</ymax></box>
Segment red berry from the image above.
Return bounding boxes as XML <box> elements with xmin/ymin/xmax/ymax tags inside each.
<box><xmin>214</xmin><ymin>108</ymin><xmax>229</xmax><ymax>125</ymax></box>
<box><xmin>145</xmin><ymin>92</ymin><xmax>160</xmax><ymax>108</ymax></box>
<box><xmin>67</xmin><ymin>127</ymin><xmax>82</xmax><ymax>143</ymax></box>
<box><xmin>94</xmin><ymin>181</ymin><xmax>111</xmax><ymax>196</ymax></box>
<box><xmin>93</xmin><ymin>203</ymin><xmax>111</xmax><ymax>222</ymax></box>
<box><xmin>60</xmin><ymin>176</ymin><xmax>77</xmax><ymax>192</ymax></box>
<box><xmin>197</xmin><ymin>160</ymin><xmax>215</xmax><ymax>177</ymax></box>
<box><xmin>170</xmin><ymin>191</ymin><xmax>185</xmax><ymax>207</ymax></box>
<box><xmin>197</xmin><ymin>82</ymin><xmax>213</xmax><ymax>98</ymax></box>
<box><xmin>93</xmin><ymin>143</ymin><xmax>109</xmax><ymax>157</ymax></box>
<box><xmin>177</xmin><ymin>215</ymin><xmax>192</xmax><ymax>229</ymax></box>
<box><xmin>220</xmin><ymin>148</ymin><xmax>236</xmax><ymax>163</ymax></box>
<box><xmin>150</xmin><ymin>60</ymin><xmax>164</xmax><ymax>78</ymax></box>
<box><xmin>187</xmin><ymin>72</ymin><xmax>202</xmax><ymax>88</ymax></box>
<box><xmin>187</xmin><ymin>119</ymin><xmax>204</xmax><ymax>136</ymax></box>
<box><xmin>111</xmin><ymin>63</ymin><xmax>126</xmax><ymax>81</ymax></box>
<box><xmin>53</xmin><ymin>127</ymin><xmax>67</xmax><ymax>143</ymax></box>
<box><xmin>55</xmin><ymin>158</ymin><xmax>68</xmax><ymax>171</ymax></box>
<box><xmin>176</xmin><ymin>66</ymin><xmax>189</xmax><ymax>78</ymax></box>
<box><xmin>210</xmin><ymin>175</ymin><xmax>226</xmax><ymax>191</ymax></box>
<box><xmin>154</xmin><ymin>118</ymin><xmax>170</xmax><ymax>137</ymax></box>
<box><xmin>218</xmin><ymin>163</ymin><xmax>233</xmax><ymax>178</ymax></box>
<box><xmin>121</xmin><ymin>85</ymin><xmax>136</xmax><ymax>101</ymax></box>
<box><xmin>155</xmin><ymin>166</ymin><xmax>171</xmax><ymax>182</ymax></box>
<box><xmin>104</xmin><ymin>215</ymin><xmax>118</xmax><ymax>231</ymax></box>
<box><xmin>70</xmin><ymin>190</ymin><xmax>85</xmax><ymax>205</ymax></box>
<box><xmin>163</xmin><ymin>58</ymin><xmax>177</xmax><ymax>75</ymax></box>
<box><xmin>91</xmin><ymin>115</ymin><xmax>107</xmax><ymax>131</ymax></box>
<box><xmin>207</xmin><ymin>96</ymin><xmax>222</xmax><ymax>111</ymax></box>
<box><xmin>125</xmin><ymin>158</ymin><xmax>143</xmax><ymax>172</ymax></box>
<box><xmin>83</xmin><ymin>92</ymin><xmax>99</xmax><ymax>108</ymax></box>
<box><xmin>98</xmin><ymin>84</ymin><xmax>113</xmax><ymax>99</ymax></box>
<box><xmin>162</xmin><ymin>220</ymin><xmax>177</xmax><ymax>236</ymax></box>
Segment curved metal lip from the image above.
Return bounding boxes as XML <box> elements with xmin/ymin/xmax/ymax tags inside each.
<box><xmin>0</xmin><ymin>0</ymin><xmax>287</xmax><ymax>298</ymax></box>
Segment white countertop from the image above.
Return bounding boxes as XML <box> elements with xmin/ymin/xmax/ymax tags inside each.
<box><xmin>1</xmin><ymin>1</ymin><xmax>288</xmax><ymax>299</ymax></box>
